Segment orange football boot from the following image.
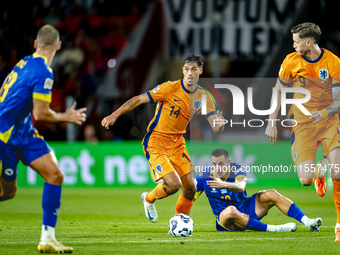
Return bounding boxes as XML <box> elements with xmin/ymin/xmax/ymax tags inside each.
<box><xmin>315</xmin><ymin>161</ymin><xmax>327</xmax><ymax>197</ymax></box>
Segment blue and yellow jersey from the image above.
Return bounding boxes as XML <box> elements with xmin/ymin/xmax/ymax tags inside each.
<box><xmin>194</xmin><ymin>163</ymin><xmax>247</xmax><ymax>217</ymax></box>
<box><xmin>0</xmin><ymin>53</ymin><xmax>53</xmax><ymax>145</ymax></box>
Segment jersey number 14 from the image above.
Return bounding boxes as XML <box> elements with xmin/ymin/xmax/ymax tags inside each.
<box><xmin>170</xmin><ymin>106</ymin><xmax>181</xmax><ymax>118</ymax></box>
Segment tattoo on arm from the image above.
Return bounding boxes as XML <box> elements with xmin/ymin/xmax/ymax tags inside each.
<box><xmin>122</xmin><ymin>99</ymin><xmax>133</xmax><ymax>109</ymax></box>
<box><xmin>326</xmin><ymin>87</ymin><xmax>340</xmax><ymax>116</ymax></box>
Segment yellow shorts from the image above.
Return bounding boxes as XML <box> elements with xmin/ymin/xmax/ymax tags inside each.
<box><xmin>142</xmin><ymin>132</ymin><xmax>194</xmax><ymax>182</ymax></box>
<box><xmin>291</xmin><ymin>115</ymin><xmax>340</xmax><ymax>165</ymax></box>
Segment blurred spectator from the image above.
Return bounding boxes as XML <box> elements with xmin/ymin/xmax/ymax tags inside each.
<box><xmin>84</xmin><ymin>124</ymin><xmax>99</xmax><ymax>143</ymax></box>
<box><xmin>0</xmin><ymin>0</ymin><xmax>148</xmax><ymax>141</ymax></box>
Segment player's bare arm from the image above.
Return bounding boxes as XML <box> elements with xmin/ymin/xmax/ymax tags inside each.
<box><xmin>207</xmin><ymin>110</ymin><xmax>225</xmax><ymax>133</ymax></box>
<box><xmin>265</xmin><ymin>79</ymin><xmax>286</xmax><ymax>146</ymax></box>
<box><xmin>310</xmin><ymin>86</ymin><xmax>340</xmax><ymax>123</ymax></box>
<box><xmin>33</xmin><ymin>99</ymin><xmax>87</xmax><ymax>125</ymax></box>
<box><xmin>101</xmin><ymin>93</ymin><xmax>150</xmax><ymax>129</ymax></box>
<box><xmin>207</xmin><ymin>176</ymin><xmax>247</xmax><ymax>192</ymax></box>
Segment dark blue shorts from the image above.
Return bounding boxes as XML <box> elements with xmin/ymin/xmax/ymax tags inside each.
<box><xmin>0</xmin><ymin>130</ymin><xmax>51</xmax><ymax>181</ymax></box>
<box><xmin>216</xmin><ymin>193</ymin><xmax>263</xmax><ymax>231</ymax></box>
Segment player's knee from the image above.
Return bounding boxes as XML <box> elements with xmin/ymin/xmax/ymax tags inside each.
<box><xmin>222</xmin><ymin>206</ymin><xmax>239</xmax><ymax>219</ymax></box>
<box><xmin>264</xmin><ymin>189</ymin><xmax>281</xmax><ymax>201</ymax></box>
<box><xmin>47</xmin><ymin>170</ymin><xmax>64</xmax><ymax>185</ymax></box>
<box><xmin>183</xmin><ymin>183</ymin><xmax>196</xmax><ymax>199</ymax></box>
<box><xmin>164</xmin><ymin>179</ymin><xmax>181</xmax><ymax>195</ymax></box>
<box><xmin>300</xmin><ymin>178</ymin><xmax>313</xmax><ymax>186</ymax></box>
<box><xmin>0</xmin><ymin>186</ymin><xmax>17</xmax><ymax>201</ymax></box>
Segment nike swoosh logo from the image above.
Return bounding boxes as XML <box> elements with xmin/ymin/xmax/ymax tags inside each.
<box><xmin>174</xmin><ymin>99</ymin><xmax>180</xmax><ymax>102</ymax></box>
<box><xmin>147</xmin><ymin>210</ymin><xmax>154</xmax><ymax>220</ymax></box>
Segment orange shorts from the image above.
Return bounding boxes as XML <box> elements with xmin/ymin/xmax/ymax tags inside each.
<box><xmin>291</xmin><ymin>114</ymin><xmax>340</xmax><ymax>165</ymax></box>
<box><xmin>142</xmin><ymin>132</ymin><xmax>194</xmax><ymax>182</ymax></box>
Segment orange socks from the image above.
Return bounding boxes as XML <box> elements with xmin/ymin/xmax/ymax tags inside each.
<box><xmin>145</xmin><ymin>183</ymin><xmax>169</xmax><ymax>203</ymax></box>
<box><xmin>333</xmin><ymin>181</ymin><xmax>340</xmax><ymax>224</ymax></box>
<box><xmin>175</xmin><ymin>193</ymin><xmax>194</xmax><ymax>215</ymax></box>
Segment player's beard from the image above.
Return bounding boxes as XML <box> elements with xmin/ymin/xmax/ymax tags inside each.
<box><xmin>298</xmin><ymin>49</ymin><xmax>310</xmax><ymax>58</ymax></box>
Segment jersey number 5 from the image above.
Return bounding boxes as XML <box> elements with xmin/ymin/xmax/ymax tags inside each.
<box><xmin>0</xmin><ymin>71</ymin><xmax>18</xmax><ymax>103</ymax></box>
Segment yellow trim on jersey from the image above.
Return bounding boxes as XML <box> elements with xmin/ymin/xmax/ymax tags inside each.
<box><xmin>33</xmin><ymin>53</ymin><xmax>48</xmax><ymax>64</ymax></box>
<box><xmin>235</xmin><ymin>175</ymin><xmax>246</xmax><ymax>181</ymax></box>
<box><xmin>194</xmin><ymin>190</ymin><xmax>203</xmax><ymax>201</ymax></box>
<box><xmin>211</xmin><ymin>168</ymin><xmax>230</xmax><ymax>181</ymax></box>
<box><xmin>33</xmin><ymin>129</ymin><xmax>44</xmax><ymax>140</ymax></box>
<box><xmin>33</xmin><ymin>53</ymin><xmax>52</xmax><ymax>72</ymax></box>
<box><xmin>0</xmin><ymin>160</ymin><xmax>2</xmax><ymax>176</ymax></box>
<box><xmin>33</xmin><ymin>92</ymin><xmax>51</xmax><ymax>103</ymax></box>
<box><xmin>0</xmin><ymin>125</ymin><xmax>14</xmax><ymax>144</ymax></box>
<box><xmin>217</xmin><ymin>219</ymin><xmax>231</xmax><ymax>231</ymax></box>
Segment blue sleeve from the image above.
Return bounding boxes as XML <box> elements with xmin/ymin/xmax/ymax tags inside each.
<box><xmin>230</xmin><ymin>163</ymin><xmax>247</xmax><ymax>179</ymax></box>
<box><xmin>32</xmin><ymin>65</ymin><xmax>54</xmax><ymax>103</ymax></box>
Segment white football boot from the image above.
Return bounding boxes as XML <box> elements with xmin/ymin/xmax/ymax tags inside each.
<box><xmin>37</xmin><ymin>237</ymin><xmax>73</xmax><ymax>253</ymax></box>
<box><xmin>276</xmin><ymin>223</ymin><xmax>297</xmax><ymax>232</ymax></box>
<box><xmin>306</xmin><ymin>217</ymin><xmax>322</xmax><ymax>232</ymax></box>
<box><xmin>141</xmin><ymin>192</ymin><xmax>158</xmax><ymax>223</ymax></box>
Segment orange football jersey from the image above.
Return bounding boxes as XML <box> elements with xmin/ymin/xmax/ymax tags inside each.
<box><xmin>279</xmin><ymin>48</ymin><xmax>340</xmax><ymax>123</ymax></box>
<box><xmin>145</xmin><ymin>79</ymin><xmax>216</xmax><ymax>135</ymax></box>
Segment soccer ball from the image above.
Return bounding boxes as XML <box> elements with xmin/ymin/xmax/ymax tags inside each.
<box><xmin>168</xmin><ymin>213</ymin><xmax>194</xmax><ymax>237</ymax></box>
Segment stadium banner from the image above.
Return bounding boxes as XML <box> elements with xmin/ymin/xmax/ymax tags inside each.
<box><xmin>163</xmin><ymin>0</ymin><xmax>299</xmax><ymax>58</ymax></box>
<box><xmin>16</xmin><ymin>141</ymin><xmax>328</xmax><ymax>188</ymax></box>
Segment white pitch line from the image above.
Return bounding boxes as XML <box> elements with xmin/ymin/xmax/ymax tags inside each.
<box><xmin>0</xmin><ymin>236</ymin><xmax>331</xmax><ymax>245</ymax></box>
<box><xmin>2</xmin><ymin>225</ymin><xmax>337</xmax><ymax>229</ymax></box>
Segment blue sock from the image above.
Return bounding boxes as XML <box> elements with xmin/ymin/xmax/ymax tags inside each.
<box><xmin>287</xmin><ymin>203</ymin><xmax>305</xmax><ymax>222</ymax></box>
<box><xmin>246</xmin><ymin>217</ymin><xmax>267</xmax><ymax>231</ymax></box>
<box><xmin>42</xmin><ymin>183</ymin><xmax>62</xmax><ymax>228</ymax></box>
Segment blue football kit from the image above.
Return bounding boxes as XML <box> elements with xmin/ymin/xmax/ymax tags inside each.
<box><xmin>195</xmin><ymin>163</ymin><xmax>260</xmax><ymax>231</ymax></box>
<box><xmin>0</xmin><ymin>53</ymin><xmax>53</xmax><ymax>181</ymax></box>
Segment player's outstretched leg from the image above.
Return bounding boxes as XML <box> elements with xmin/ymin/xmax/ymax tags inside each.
<box><xmin>286</xmin><ymin>202</ymin><xmax>323</xmax><ymax>232</ymax></box>
<box><xmin>305</xmin><ymin>217</ymin><xmax>323</xmax><ymax>232</ymax></box>
<box><xmin>175</xmin><ymin>172</ymin><xmax>196</xmax><ymax>215</ymax></box>
<box><xmin>38</xmin><ymin>232</ymin><xmax>73</xmax><ymax>253</ymax></box>
<box><xmin>314</xmin><ymin>161</ymin><xmax>327</xmax><ymax>197</ymax></box>
<box><xmin>30</xmin><ymin>153</ymin><xmax>73</xmax><ymax>253</ymax></box>
<box><xmin>219</xmin><ymin>206</ymin><xmax>297</xmax><ymax>232</ymax></box>
<box><xmin>141</xmin><ymin>192</ymin><xmax>158</xmax><ymax>223</ymax></box>
<box><xmin>37</xmin><ymin>182</ymin><xmax>73</xmax><ymax>253</ymax></box>
<box><xmin>274</xmin><ymin>223</ymin><xmax>298</xmax><ymax>232</ymax></box>
<box><xmin>333</xmin><ymin>180</ymin><xmax>340</xmax><ymax>241</ymax></box>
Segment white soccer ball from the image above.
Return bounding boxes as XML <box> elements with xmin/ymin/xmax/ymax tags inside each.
<box><xmin>168</xmin><ymin>213</ymin><xmax>194</xmax><ymax>237</ymax></box>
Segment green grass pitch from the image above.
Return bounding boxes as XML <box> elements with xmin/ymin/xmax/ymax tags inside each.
<box><xmin>0</xmin><ymin>186</ymin><xmax>339</xmax><ymax>254</ymax></box>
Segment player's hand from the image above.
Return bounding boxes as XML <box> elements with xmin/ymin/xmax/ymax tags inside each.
<box><xmin>206</xmin><ymin>176</ymin><xmax>226</xmax><ymax>189</ymax></box>
<box><xmin>309</xmin><ymin>111</ymin><xmax>322</xmax><ymax>123</ymax></box>
<box><xmin>101</xmin><ymin>112</ymin><xmax>118</xmax><ymax>129</ymax></box>
<box><xmin>215</xmin><ymin>110</ymin><xmax>225</xmax><ymax>131</ymax></box>
<box><xmin>65</xmin><ymin>102</ymin><xmax>87</xmax><ymax>125</ymax></box>
<box><xmin>265</xmin><ymin>125</ymin><xmax>277</xmax><ymax>146</ymax></box>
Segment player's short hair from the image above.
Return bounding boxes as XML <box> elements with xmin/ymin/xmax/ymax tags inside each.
<box><xmin>37</xmin><ymin>25</ymin><xmax>60</xmax><ymax>49</ymax></box>
<box><xmin>182</xmin><ymin>53</ymin><xmax>204</xmax><ymax>68</ymax></box>
<box><xmin>211</xmin><ymin>148</ymin><xmax>229</xmax><ymax>160</ymax></box>
<box><xmin>291</xmin><ymin>22</ymin><xmax>321</xmax><ymax>44</ymax></box>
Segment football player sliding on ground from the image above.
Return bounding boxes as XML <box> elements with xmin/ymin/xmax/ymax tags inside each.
<box><xmin>194</xmin><ymin>148</ymin><xmax>322</xmax><ymax>232</ymax></box>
